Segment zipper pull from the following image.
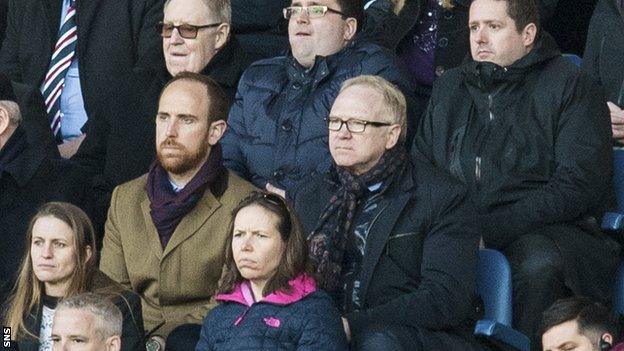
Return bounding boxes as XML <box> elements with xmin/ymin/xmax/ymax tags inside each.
<box><xmin>475</xmin><ymin>156</ymin><xmax>482</xmax><ymax>181</ymax></box>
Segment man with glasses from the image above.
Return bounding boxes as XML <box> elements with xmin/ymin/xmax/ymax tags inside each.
<box><xmin>221</xmin><ymin>0</ymin><xmax>415</xmax><ymax>199</ymax></box>
<box><xmin>74</xmin><ymin>0</ymin><xmax>252</xmax><ymax>239</ymax></box>
<box><xmin>290</xmin><ymin>75</ymin><xmax>489</xmax><ymax>351</ymax></box>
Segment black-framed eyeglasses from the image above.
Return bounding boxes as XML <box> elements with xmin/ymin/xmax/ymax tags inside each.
<box><xmin>325</xmin><ymin>117</ymin><xmax>393</xmax><ymax>133</ymax></box>
<box><xmin>283</xmin><ymin>5</ymin><xmax>346</xmax><ymax>19</ymax></box>
<box><xmin>157</xmin><ymin>22</ymin><xmax>222</xmax><ymax>39</ymax></box>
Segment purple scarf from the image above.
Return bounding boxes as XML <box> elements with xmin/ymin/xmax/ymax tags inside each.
<box><xmin>146</xmin><ymin>143</ymin><xmax>225</xmax><ymax>248</ymax></box>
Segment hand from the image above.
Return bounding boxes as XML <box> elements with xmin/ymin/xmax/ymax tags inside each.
<box><xmin>146</xmin><ymin>335</ymin><xmax>165</xmax><ymax>351</ymax></box>
<box><xmin>608</xmin><ymin>102</ymin><xmax>624</xmax><ymax>144</ymax></box>
<box><xmin>392</xmin><ymin>0</ymin><xmax>406</xmax><ymax>14</ymax></box>
<box><xmin>266</xmin><ymin>183</ymin><xmax>286</xmax><ymax>199</ymax></box>
<box><xmin>342</xmin><ymin>317</ymin><xmax>352</xmax><ymax>342</ymax></box>
<box><xmin>58</xmin><ymin>133</ymin><xmax>86</xmax><ymax>159</ymax></box>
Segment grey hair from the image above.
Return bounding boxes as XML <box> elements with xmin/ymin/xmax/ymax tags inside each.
<box><xmin>339</xmin><ymin>75</ymin><xmax>407</xmax><ymax>143</ymax></box>
<box><xmin>0</xmin><ymin>100</ymin><xmax>21</xmax><ymax>125</ymax></box>
<box><xmin>56</xmin><ymin>293</ymin><xmax>122</xmax><ymax>340</ymax></box>
<box><xmin>164</xmin><ymin>0</ymin><xmax>231</xmax><ymax>24</ymax></box>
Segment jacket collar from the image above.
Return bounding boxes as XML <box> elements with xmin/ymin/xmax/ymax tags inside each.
<box><xmin>216</xmin><ymin>273</ymin><xmax>317</xmax><ymax>306</ymax></box>
<box><xmin>461</xmin><ymin>32</ymin><xmax>561</xmax><ymax>89</ymax></box>
<box><xmin>285</xmin><ymin>39</ymin><xmax>358</xmax><ymax>85</ymax></box>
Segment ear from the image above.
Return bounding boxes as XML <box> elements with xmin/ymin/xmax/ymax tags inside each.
<box><xmin>343</xmin><ymin>17</ymin><xmax>357</xmax><ymax>41</ymax></box>
<box><xmin>0</xmin><ymin>105</ymin><xmax>11</xmax><ymax>136</ymax></box>
<box><xmin>207</xmin><ymin>119</ymin><xmax>227</xmax><ymax>145</ymax></box>
<box><xmin>521</xmin><ymin>23</ymin><xmax>537</xmax><ymax>49</ymax></box>
<box><xmin>385</xmin><ymin>124</ymin><xmax>401</xmax><ymax>150</ymax></box>
<box><xmin>214</xmin><ymin>23</ymin><xmax>231</xmax><ymax>51</ymax></box>
<box><xmin>106</xmin><ymin>335</ymin><xmax>121</xmax><ymax>351</ymax></box>
<box><xmin>84</xmin><ymin>245</ymin><xmax>93</xmax><ymax>265</ymax></box>
<box><xmin>601</xmin><ymin>333</ymin><xmax>614</xmax><ymax>346</ymax></box>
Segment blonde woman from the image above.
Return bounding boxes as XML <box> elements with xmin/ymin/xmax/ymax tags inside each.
<box><xmin>2</xmin><ymin>202</ymin><xmax>144</xmax><ymax>351</ymax></box>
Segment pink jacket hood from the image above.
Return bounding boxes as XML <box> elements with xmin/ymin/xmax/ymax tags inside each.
<box><xmin>216</xmin><ymin>273</ymin><xmax>316</xmax><ymax>306</ymax></box>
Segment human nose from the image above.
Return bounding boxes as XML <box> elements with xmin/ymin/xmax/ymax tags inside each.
<box><xmin>165</xmin><ymin>119</ymin><xmax>178</xmax><ymax>137</ymax></box>
<box><xmin>335</xmin><ymin>121</ymin><xmax>352</xmax><ymax>139</ymax></box>
<box><xmin>169</xmin><ymin>27</ymin><xmax>185</xmax><ymax>44</ymax></box>
<box><xmin>295</xmin><ymin>8</ymin><xmax>310</xmax><ymax>24</ymax></box>
<box><xmin>473</xmin><ymin>27</ymin><xmax>487</xmax><ymax>44</ymax></box>
<box><xmin>41</xmin><ymin>242</ymin><xmax>54</xmax><ymax>258</ymax></box>
<box><xmin>240</xmin><ymin>236</ymin><xmax>254</xmax><ymax>252</ymax></box>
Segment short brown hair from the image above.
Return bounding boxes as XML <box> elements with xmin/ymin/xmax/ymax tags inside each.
<box><xmin>159</xmin><ymin>72</ymin><xmax>230</xmax><ymax>124</ymax></box>
<box><xmin>335</xmin><ymin>0</ymin><xmax>364</xmax><ymax>29</ymax></box>
<box><xmin>496</xmin><ymin>0</ymin><xmax>540</xmax><ymax>34</ymax></box>
<box><xmin>218</xmin><ymin>191</ymin><xmax>312</xmax><ymax>296</ymax></box>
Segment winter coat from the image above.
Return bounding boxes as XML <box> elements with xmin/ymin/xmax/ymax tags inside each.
<box><xmin>582</xmin><ymin>0</ymin><xmax>624</xmax><ymax>107</ymax></box>
<box><xmin>221</xmin><ymin>38</ymin><xmax>416</xmax><ymax>194</ymax></box>
<box><xmin>195</xmin><ymin>274</ymin><xmax>347</xmax><ymax>351</ymax></box>
<box><xmin>413</xmin><ymin>33</ymin><xmax>613</xmax><ymax>248</ymax></box>
<box><xmin>413</xmin><ymin>33</ymin><xmax>621</xmax><ymax>302</ymax></box>
<box><xmin>290</xmin><ymin>156</ymin><xmax>484</xmax><ymax>349</ymax></box>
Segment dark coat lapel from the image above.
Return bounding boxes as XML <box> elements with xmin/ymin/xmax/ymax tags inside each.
<box><xmin>358</xmin><ymin>166</ymin><xmax>416</xmax><ymax>302</ymax></box>
<box><xmin>75</xmin><ymin>0</ymin><xmax>101</xmax><ymax>58</ymax></box>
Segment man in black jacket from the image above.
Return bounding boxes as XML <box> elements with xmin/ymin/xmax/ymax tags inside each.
<box><xmin>412</xmin><ymin>0</ymin><xmax>621</xmax><ymax>348</ymax></box>
<box><xmin>0</xmin><ymin>74</ymin><xmax>86</xmax><ymax>303</ymax></box>
<box><xmin>291</xmin><ymin>75</ymin><xmax>487</xmax><ymax>351</ymax></box>
<box><xmin>582</xmin><ymin>0</ymin><xmax>624</xmax><ymax>144</ymax></box>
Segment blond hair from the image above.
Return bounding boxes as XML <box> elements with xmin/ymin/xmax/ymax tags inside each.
<box><xmin>339</xmin><ymin>75</ymin><xmax>407</xmax><ymax>143</ymax></box>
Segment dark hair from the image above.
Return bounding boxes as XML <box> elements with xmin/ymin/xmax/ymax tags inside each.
<box><xmin>541</xmin><ymin>297</ymin><xmax>620</xmax><ymax>346</ymax></box>
<box><xmin>159</xmin><ymin>72</ymin><xmax>230</xmax><ymax>124</ymax></box>
<box><xmin>495</xmin><ymin>0</ymin><xmax>540</xmax><ymax>34</ymax></box>
<box><xmin>335</xmin><ymin>0</ymin><xmax>364</xmax><ymax>29</ymax></box>
<box><xmin>218</xmin><ymin>191</ymin><xmax>312</xmax><ymax>296</ymax></box>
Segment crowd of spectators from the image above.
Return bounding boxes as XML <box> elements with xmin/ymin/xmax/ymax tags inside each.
<box><xmin>0</xmin><ymin>0</ymin><xmax>623</xmax><ymax>350</ymax></box>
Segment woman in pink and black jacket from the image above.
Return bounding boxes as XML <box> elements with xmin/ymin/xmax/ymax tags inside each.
<box><xmin>195</xmin><ymin>191</ymin><xmax>347</xmax><ymax>351</ymax></box>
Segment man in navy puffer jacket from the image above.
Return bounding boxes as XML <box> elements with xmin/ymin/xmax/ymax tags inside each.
<box><xmin>221</xmin><ymin>0</ymin><xmax>416</xmax><ymax>197</ymax></box>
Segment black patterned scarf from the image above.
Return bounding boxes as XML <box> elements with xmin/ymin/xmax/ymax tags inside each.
<box><xmin>308</xmin><ymin>147</ymin><xmax>407</xmax><ymax>291</ymax></box>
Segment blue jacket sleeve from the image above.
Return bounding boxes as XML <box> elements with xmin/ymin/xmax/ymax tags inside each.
<box><xmin>296</xmin><ymin>294</ymin><xmax>349</xmax><ymax>351</ymax></box>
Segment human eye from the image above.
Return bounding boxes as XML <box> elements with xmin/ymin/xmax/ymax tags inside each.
<box><xmin>309</xmin><ymin>5</ymin><xmax>326</xmax><ymax>16</ymax></box>
<box><xmin>233</xmin><ymin>231</ymin><xmax>243</xmax><ymax>238</ymax></box>
<box><xmin>348</xmin><ymin>119</ymin><xmax>366</xmax><ymax>130</ymax></box>
<box><xmin>469</xmin><ymin>24</ymin><xmax>479</xmax><ymax>32</ymax></box>
<box><xmin>489</xmin><ymin>23</ymin><xmax>500</xmax><ymax>30</ymax></box>
<box><xmin>54</xmin><ymin>241</ymin><xmax>67</xmax><ymax>248</ymax></box>
<box><xmin>289</xmin><ymin>6</ymin><xmax>303</xmax><ymax>16</ymax></box>
<box><xmin>33</xmin><ymin>239</ymin><xmax>43</xmax><ymax>246</ymax></box>
<box><xmin>157</xmin><ymin>114</ymin><xmax>169</xmax><ymax>121</ymax></box>
<box><xmin>182</xmin><ymin>116</ymin><xmax>196</xmax><ymax>124</ymax></box>
<box><xmin>51</xmin><ymin>336</ymin><xmax>60</xmax><ymax>343</ymax></box>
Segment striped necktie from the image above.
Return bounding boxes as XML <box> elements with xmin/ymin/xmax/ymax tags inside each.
<box><xmin>41</xmin><ymin>0</ymin><xmax>77</xmax><ymax>142</ymax></box>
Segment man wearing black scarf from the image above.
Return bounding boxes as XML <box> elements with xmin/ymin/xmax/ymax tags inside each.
<box><xmin>99</xmin><ymin>73</ymin><xmax>255</xmax><ymax>350</ymax></box>
<box><xmin>290</xmin><ymin>75</ymin><xmax>488</xmax><ymax>351</ymax></box>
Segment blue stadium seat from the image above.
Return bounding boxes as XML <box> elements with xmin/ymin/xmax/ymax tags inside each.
<box><xmin>475</xmin><ymin>249</ymin><xmax>531</xmax><ymax>351</ymax></box>
<box><xmin>562</xmin><ymin>53</ymin><xmax>582</xmax><ymax>67</ymax></box>
<box><xmin>602</xmin><ymin>149</ymin><xmax>624</xmax><ymax>231</ymax></box>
